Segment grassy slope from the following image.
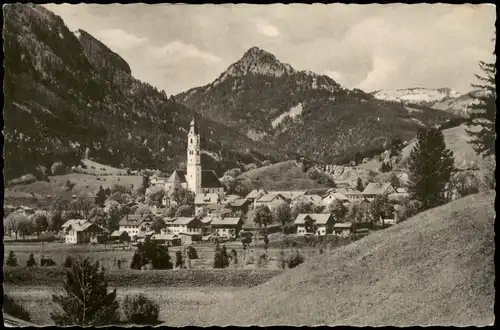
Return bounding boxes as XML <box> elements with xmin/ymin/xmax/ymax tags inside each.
<box><xmin>399</xmin><ymin>125</ymin><xmax>482</xmax><ymax>170</ymax></box>
<box><xmin>4</xmin><ymin>160</ymin><xmax>142</xmax><ymax>208</ymax></box>
<box><xmin>237</xmin><ymin>160</ymin><xmax>326</xmax><ymax>190</ymax></box>
<box><xmin>191</xmin><ymin>191</ymin><xmax>495</xmax><ymax>326</ymax></box>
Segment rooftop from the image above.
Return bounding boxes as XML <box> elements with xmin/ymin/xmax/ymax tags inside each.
<box><xmin>294</xmin><ymin>213</ymin><xmax>332</xmax><ymax>225</ymax></box>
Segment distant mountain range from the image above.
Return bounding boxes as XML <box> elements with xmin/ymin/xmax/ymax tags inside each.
<box><xmin>371</xmin><ymin>87</ymin><xmax>479</xmax><ymax>117</ymax></box>
<box><xmin>176</xmin><ymin>48</ymin><xmax>457</xmax><ymax>164</ymax></box>
<box><xmin>3</xmin><ymin>4</ymin><xmax>462</xmax><ymax>181</ymax></box>
<box><xmin>3</xmin><ymin>4</ymin><xmax>280</xmax><ymax>180</ymax></box>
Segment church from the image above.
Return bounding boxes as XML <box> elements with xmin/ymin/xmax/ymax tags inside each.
<box><xmin>165</xmin><ymin>119</ymin><xmax>225</xmax><ymax>198</ymax></box>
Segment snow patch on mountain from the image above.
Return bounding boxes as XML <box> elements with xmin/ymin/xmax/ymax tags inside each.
<box><xmin>373</xmin><ymin>87</ymin><xmax>461</xmax><ymax>103</ymax></box>
<box><xmin>271</xmin><ymin>103</ymin><xmax>303</xmax><ymax>128</ymax></box>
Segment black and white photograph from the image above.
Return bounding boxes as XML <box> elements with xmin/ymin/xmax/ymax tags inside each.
<box><xmin>2</xmin><ymin>3</ymin><xmax>496</xmax><ymax>327</ymax></box>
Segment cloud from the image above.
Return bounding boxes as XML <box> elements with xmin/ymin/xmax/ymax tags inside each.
<box><xmin>254</xmin><ymin>18</ymin><xmax>280</xmax><ymax>38</ymax></box>
<box><xmin>324</xmin><ymin>70</ymin><xmax>343</xmax><ymax>82</ymax></box>
<box><xmin>146</xmin><ymin>41</ymin><xmax>222</xmax><ymax>64</ymax></box>
<box><xmin>96</xmin><ymin>29</ymin><xmax>149</xmax><ymax>50</ymax></box>
<box><xmin>356</xmin><ymin>56</ymin><xmax>400</xmax><ymax>92</ymax></box>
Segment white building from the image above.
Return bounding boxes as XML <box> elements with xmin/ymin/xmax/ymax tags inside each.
<box><xmin>118</xmin><ymin>214</ymin><xmax>155</xmax><ymax>239</ymax></box>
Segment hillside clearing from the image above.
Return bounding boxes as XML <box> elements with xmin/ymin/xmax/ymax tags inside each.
<box><xmin>238</xmin><ymin>161</ymin><xmax>327</xmax><ymax>190</ymax></box>
<box><xmin>189</xmin><ymin>191</ymin><xmax>495</xmax><ymax>326</ymax></box>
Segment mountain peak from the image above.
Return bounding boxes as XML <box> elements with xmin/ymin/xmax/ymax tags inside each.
<box><xmin>214</xmin><ymin>47</ymin><xmax>294</xmax><ymax>84</ymax></box>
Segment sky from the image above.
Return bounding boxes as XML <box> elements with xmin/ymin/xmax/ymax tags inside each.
<box><xmin>43</xmin><ymin>3</ymin><xmax>496</xmax><ymax>95</ymax></box>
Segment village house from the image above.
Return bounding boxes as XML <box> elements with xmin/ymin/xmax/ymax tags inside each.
<box><xmin>245</xmin><ymin>189</ymin><xmax>268</xmax><ymax>208</ymax></box>
<box><xmin>194</xmin><ymin>193</ymin><xmax>221</xmax><ymax>215</ymax></box>
<box><xmin>294</xmin><ymin>213</ymin><xmax>334</xmax><ymax>236</ymax></box>
<box><xmin>336</xmin><ymin>187</ymin><xmax>364</xmax><ymax>200</ymax></box>
<box><xmin>254</xmin><ymin>193</ymin><xmax>289</xmax><ymax>211</ymax></box>
<box><xmin>362</xmin><ymin>182</ymin><xmax>396</xmax><ymax>200</ymax></box>
<box><xmin>164</xmin><ymin>217</ymin><xmax>204</xmax><ymax>235</ymax></box>
<box><xmin>210</xmin><ymin>216</ymin><xmax>243</xmax><ymax>238</ymax></box>
<box><xmin>179</xmin><ymin>232</ymin><xmax>203</xmax><ymax>244</ymax></box>
<box><xmin>165</xmin><ymin>119</ymin><xmax>225</xmax><ymax>198</ymax></box>
<box><xmin>272</xmin><ymin>190</ymin><xmax>307</xmax><ymax>202</ymax></box>
<box><xmin>204</xmin><ymin>203</ymin><xmax>233</xmax><ymax>217</ymax></box>
<box><xmin>321</xmin><ymin>190</ymin><xmax>350</xmax><ymax>207</ymax></box>
<box><xmin>109</xmin><ymin>230</ymin><xmax>130</xmax><ymax>243</ymax></box>
<box><xmin>118</xmin><ymin>214</ymin><xmax>155</xmax><ymax>239</ymax></box>
<box><xmin>388</xmin><ymin>187</ymin><xmax>410</xmax><ymax>201</ymax></box>
<box><xmin>333</xmin><ymin>222</ymin><xmax>353</xmax><ymax>237</ymax></box>
<box><xmin>291</xmin><ymin>194</ymin><xmax>324</xmax><ymax>209</ymax></box>
<box><xmin>63</xmin><ymin>220</ymin><xmax>105</xmax><ymax>244</ymax></box>
<box><xmin>226</xmin><ymin>198</ymin><xmax>251</xmax><ymax>215</ymax></box>
<box><xmin>151</xmin><ymin>233</ymin><xmax>181</xmax><ymax>246</ymax></box>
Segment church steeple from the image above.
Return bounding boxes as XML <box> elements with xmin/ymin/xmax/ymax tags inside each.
<box><xmin>186</xmin><ymin>118</ymin><xmax>201</xmax><ymax>194</ymax></box>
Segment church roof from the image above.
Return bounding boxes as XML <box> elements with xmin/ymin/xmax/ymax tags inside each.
<box><xmin>201</xmin><ymin>170</ymin><xmax>223</xmax><ymax>188</ymax></box>
<box><xmin>166</xmin><ymin>169</ymin><xmax>222</xmax><ymax>189</ymax></box>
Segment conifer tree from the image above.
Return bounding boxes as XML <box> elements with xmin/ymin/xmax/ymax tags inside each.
<box><xmin>95</xmin><ymin>186</ymin><xmax>106</xmax><ymax>207</ymax></box>
<box><xmin>466</xmin><ymin>60</ymin><xmax>496</xmax><ymax>157</ymax></box>
<box><xmin>407</xmin><ymin>127</ymin><xmax>454</xmax><ymax>210</ymax></box>
<box><xmin>51</xmin><ymin>258</ymin><xmax>119</xmax><ymax>326</ymax></box>
<box><xmin>26</xmin><ymin>253</ymin><xmax>37</xmax><ymax>267</ymax></box>
<box><xmin>6</xmin><ymin>251</ymin><xmax>18</xmax><ymax>266</ymax></box>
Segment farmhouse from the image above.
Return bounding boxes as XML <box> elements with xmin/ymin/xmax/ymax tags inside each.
<box><xmin>179</xmin><ymin>232</ymin><xmax>203</xmax><ymax>244</ymax></box>
<box><xmin>165</xmin><ymin>119</ymin><xmax>225</xmax><ymax>198</ymax></box>
<box><xmin>255</xmin><ymin>193</ymin><xmax>289</xmax><ymax>211</ymax></box>
<box><xmin>63</xmin><ymin>220</ymin><xmax>105</xmax><ymax>244</ymax></box>
<box><xmin>245</xmin><ymin>189</ymin><xmax>268</xmax><ymax>207</ymax></box>
<box><xmin>151</xmin><ymin>233</ymin><xmax>181</xmax><ymax>246</ymax></box>
<box><xmin>210</xmin><ymin>216</ymin><xmax>243</xmax><ymax>237</ymax></box>
<box><xmin>389</xmin><ymin>187</ymin><xmax>410</xmax><ymax>201</ymax></box>
<box><xmin>109</xmin><ymin>230</ymin><xmax>130</xmax><ymax>242</ymax></box>
<box><xmin>336</xmin><ymin>187</ymin><xmax>364</xmax><ymax>200</ymax></box>
<box><xmin>321</xmin><ymin>190</ymin><xmax>350</xmax><ymax>206</ymax></box>
<box><xmin>272</xmin><ymin>190</ymin><xmax>307</xmax><ymax>202</ymax></box>
<box><xmin>118</xmin><ymin>214</ymin><xmax>155</xmax><ymax>239</ymax></box>
<box><xmin>164</xmin><ymin>217</ymin><xmax>204</xmax><ymax>234</ymax></box>
<box><xmin>194</xmin><ymin>193</ymin><xmax>221</xmax><ymax>215</ymax></box>
<box><xmin>333</xmin><ymin>222</ymin><xmax>353</xmax><ymax>237</ymax></box>
<box><xmin>226</xmin><ymin>198</ymin><xmax>251</xmax><ymax>215</ymax></box>
<box><xmin>362</xmin><ymin>182</ymin><xmax>396</xmax><ymax>200</ymax></box>
<box><xmin>294</xmin><ymin>213</ymin><xmax>334</xmax><ymax>236</ymax></box>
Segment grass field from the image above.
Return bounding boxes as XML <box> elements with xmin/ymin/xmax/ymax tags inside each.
<box><xmin>238</xmin><ymin>160</ymin><xmax>326</xmax><ymax>190</ymax></box>
<box><xmin>192</xmin><ymin>191</ymin><xmax>495</xmax><ymax>326</ymax></box>
<box><xmin>4</xmin><ymin>285</ymin><xmax>242</xmax><ymax>326</ymax></box>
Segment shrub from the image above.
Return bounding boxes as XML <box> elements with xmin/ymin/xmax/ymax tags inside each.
<box><xmin>26</xmin><ymin>253</ymin><xmax>37</xmax><ymax>267</ymax></box>
<box><xmin>40</xmin><ymin>257</ymin><xmax>56</xmax><ymax>267</ymax></box>
<box><xmin>256</xmin><ymin>253</ymin><xmax>268</xmax><ymax>268</ymax></box>
<box><xmin>51</xmin><ymin>258</ymin><xmax>119</xmax><ymax>326</ymax></box>
<box><xmin>213</xmin><ymin>245</ymin><xmax>230</xmax><ymax>269</ymax></box>
<box><xmin>130</xmin><ymin>238</ymin><xmax>173</xmax><ymax>270</ymax></box>
<box><xmin>175</xmin><ymin>250</ymin><xmax>184</xmax><ymax>269</ymax></box>
<box><xmin>3</xmin><ymin>295</ymin><xmax>31</xmax><ymax>322</ymax></box>
<box><xmin>122</xmin><ymin>294</ymin><xmax>160</xmax><ymax>325</ymax></box>
<box><xmin>6</xmin><ymin>251</ymin><xmax>18</xmax><ymax>266</ymax></box>
<box><xmin>64</xmin><ymin>256</ymin><xmax>74</xmax><ymax>268</ymax></box>
<box><xmin>51</xmin><ymin>162</ymin><xmax>67</xmax><ymax>175</ymax></box>
<box><xmin>287</xmin><ymin>250</ymin><xmax>305</xmax><ymax>269</ymax></box>
<box><xmin>186</xmin><ymin>246</ymin><xmax>198</xmax><ymax>259</ymax></box>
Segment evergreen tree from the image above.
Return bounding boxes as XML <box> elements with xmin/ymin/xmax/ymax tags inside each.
<box><xmin>356</xmin><ymin>177</ymin><xmax>364</xmax><ymax>192</ymax></box>
<box><xmin>407</xmin><ymin>127</ymin><xmax>454</xmax><ymax>210</ymax></box>
<box><xmin>95</xmin><ymin>186</ymin><xmax>106</xmax><ymax>207</ymax></box>
<box><xmin>26</xmin><ymin>253</ymin><xmax>37</xmax><ymax>267</ymax></box>
<box><xmin>466</xmin><ymin>60</ymin><xmax>496</xmax><ymax>157</ymax></box>
<box><xmin>6</xmin><ymin>251</ymin><xmax>18</xmax><ymax>266</ymax></box>
<box><xmin>175</xmin><ymin>250</ymin><xmax>184</xmax><ymax>269</ymax></box>
<box><xmin>51</xmin><ymin>258</ymin><xmax>119</xmax><ymax>326</ymax></box>
<box><xmin>130</xmin><ymin>238</ymin><xmax>173</xmax><ymax>270</ymax></box>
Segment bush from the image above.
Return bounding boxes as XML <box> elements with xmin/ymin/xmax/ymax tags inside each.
<box><xmin>186</xmin><ymin>246</ymin><xmax>198</xmax><ymax>259</ymax></box>
<box><xmin>287</xmin><ymin>250</ymin><xmax>305</xmax><ymax>269</ymax></box>
<box><xmin>175</xmin><ymin>250</ymin><xmax>184</xmax><ymax>269</ymax></box>
<box><xmin>51</xmin><ymin>162</ymin><xmax>67</xmax><ymax>175</ymax></box>
<box><xmin>26</xmin><ymin>253</ymin><xmax>37</xmax><ymax>267</ymax></box>
<box><xmin>213</xmin><ymin>245</ymin><xmax>230</xmax><ymax>269</ymax></box>
<box><xmin>122</xmin><ymin>294</ymin><xmax>160</xmax><ymax>325</ymax></box>
<box><xmin>40</xmin><ymin>257</ymin><xmax>56</xmax><ymax>267</ymax></box>
<box><xmin>51</xmin><ymin>258</ymin><xmax>119</xmax><ymax>326</ymax></box>
<box><xmin>6</xmin><ymin>251</ymin><xmax>18</xmax><ymax>266</ymax></box>
<box><xmin>256</xmin><ymin>253</ymin><xmax>268</xmax><ymax>268</ymax></box>
<box><xmin>130</xmin><ymin>238</ymin><xmax>173</xmax><ymax>270</ymax></box>
<box><xmin>3</xmin><ymin>295</ymin><xmax>31</xmax><ymax>322</ymax></box>
<box><xmin>64</xmin><ymin>256</ymin><xmax>74</xmax><ymax>268</ymax></box>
